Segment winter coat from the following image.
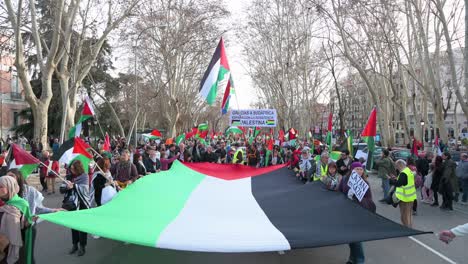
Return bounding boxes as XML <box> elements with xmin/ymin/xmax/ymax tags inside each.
<box><xmin>439</xmin><ymin>159</ymin><xmax>459</xmax><ymax>193</ymax></box>
<box><xmin>374</xmin><ymin>157</ymin><xmax>395</xmax><ymax>179</ymax></box>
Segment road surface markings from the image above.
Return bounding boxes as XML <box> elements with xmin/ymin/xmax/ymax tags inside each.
<box><xmin>409</xmin><ymin>236</ymin><xmax>457</xmax><ymax>264</ymax></box>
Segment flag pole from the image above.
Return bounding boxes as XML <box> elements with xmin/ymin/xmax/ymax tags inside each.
<box><xmin>37</xmin><ymin>160</ymin><xmax>67</xmax><ymax>183</ymax></box>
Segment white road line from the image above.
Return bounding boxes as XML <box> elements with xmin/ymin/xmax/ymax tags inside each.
<box><xmin>409</xmin><ymin>236</ymin><xmax>457</xmax><ymax>264</ymax></box>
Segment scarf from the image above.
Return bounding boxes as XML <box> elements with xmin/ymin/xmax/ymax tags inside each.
<box><xmin>6</xmin><ymin>194</ymin><xmax>32</xmax><ymax>264</ymax></box>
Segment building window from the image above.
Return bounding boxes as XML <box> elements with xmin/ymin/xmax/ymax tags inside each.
<box><xmin>13</xmin><ymin>111</ymin><xmax>19</xmax><ymax>127</ymax></box>
<box><xmin>10</xmin><ymin>73</ymin><xmax>21</xmax><ymax>100</ymax></box>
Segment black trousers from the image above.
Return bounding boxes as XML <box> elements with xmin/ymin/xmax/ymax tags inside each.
<box><xmin>71</xmin><ymin>229</ymin><xmax>87</xmax><ymax>247</ymax></box>
<box><xmin>39</xmin><ymin>176</ymin><xmax>47</xmax><ymax>191</ymax></box>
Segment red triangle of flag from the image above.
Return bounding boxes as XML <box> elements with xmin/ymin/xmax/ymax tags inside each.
<box><xmin>103</xmin><ymin>133</ymin><xmax>111</xmax><ymax>152</ymax></box>
<box><xmin>73</xmin><ymin>138</ymin><xmax>93</xmax><ymax>159</ymax></box>
<box><xmin>82</xmin><ymin>98</ymin><xmax>94</xmax><ymax>116</ymax></box>
<box><xmin>12</xmin><ymin>144</ymin><xmax>40</xmax><ymax>165</ymax></box>
<box><xmin>151</xmin><ymin>129</ymin><xmax>162</xmax><ymax>137</ymax></box>
<box><xmin>361</xmin><ymin>107</ymin><xmax>377</xmax><ymax>137</ymax></box>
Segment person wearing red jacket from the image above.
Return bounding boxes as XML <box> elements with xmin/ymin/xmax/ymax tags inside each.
<box><xmin>41</xmin><ymin>151</ymin><xmax>60</xmax><ymax>194</ymax></box>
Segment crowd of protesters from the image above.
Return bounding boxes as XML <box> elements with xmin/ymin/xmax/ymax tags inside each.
<box><xmin>0</xmin><ymin>131</ymin><xmax>464</xmax><ymax>263</ymax></box>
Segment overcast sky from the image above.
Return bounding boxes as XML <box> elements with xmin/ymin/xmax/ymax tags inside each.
<box><xmin>224</xmin><ymin>0</ymin><xmax>257</xmax><ymax>109</ymax></box>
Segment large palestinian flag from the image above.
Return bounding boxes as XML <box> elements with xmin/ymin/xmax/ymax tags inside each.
<box><xmin>40</xmin><ymin>161</ymin><xmax>427</xmax><ymax>252</ymax></box>
<box><xmin>199</xmin><ymin>38</ymin><xmax>230</xmax><ymax>105</ymax></box>
<box><xmin>52</xmin><ymin>138</ymin><xmax>93</xmax><ymax>173</ymax></box>
<box><xmin>8</xmin><ymin>144</ymin><xmax>40</xmax><ymax>178</ymax></box>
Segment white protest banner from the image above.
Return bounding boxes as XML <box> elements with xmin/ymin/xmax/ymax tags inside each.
<box><xmin>347</xmin><ymin>171</ymin><xmax>369</xmax><ymax>202</ymax></box>
<box><xmin>230</xmin><ymin>109</ymin><xmax>277</xmax><ymax>127</ymax></box>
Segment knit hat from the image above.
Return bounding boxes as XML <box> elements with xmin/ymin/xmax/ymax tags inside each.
<box><xmin>350</xmin><ymin>162</ymin><xmax>364</xmax><ymax>170</ymax></box>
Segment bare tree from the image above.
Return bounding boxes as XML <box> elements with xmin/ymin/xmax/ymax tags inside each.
<box><xmin>242</xmin><ymin>0</ymin><xmax>327</xmax><ymax>133</ymax></box>
<box><xmin>130</xmin><ymin>0</ymin><xmax>229</xmax><ymax>137</ymax></box>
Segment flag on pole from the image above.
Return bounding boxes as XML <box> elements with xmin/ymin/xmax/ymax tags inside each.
<box><xmin>279</xmin><ymin>130</ymin><xmax>285</xmax><ymax>145</ymax></box>
<box><xmin>361</xmin><ymin>107</ymin><xmax>377</xmax><ymax>170</ymax></box>
<box><xmin>221</xmin><ymin>76</ymin><xmax>234</xmax><ymax>115</ymax></box>
<box><xmin>199</xmin><ymin>38</ymin><xmax>231</xmax><ymax>105</ymax></box>
<box><xmin>326</xmin><ymin>113</ymin><xmax>333</xmax><ymax>151</ymax></box>
<box><xmin>103</xmin><ymin>133</ymin><xmax>111</xmax><ymax>152</ymax></box>
<box><xmin>288</xmin><ymin>128</ymin><xmax>297</xmax><ymax>140</ymax></box>
<box><xmin>175</xmin><ymin>134</ymin><xmax>186</xmax><ymax>145</ymax></box>
<box><xmin>7</xmin><ymin>144</ymin><xmax>40</xmax><ymax>179</ymax></box>
<box><xmin>346</xmin><ymin>129</ymin><xmax>354</xmax><ymax>158</ymax></box>
<box><xmin>143</xmin><ymin>129</ymin><xmax>162</xmax><ymax>140</ymax></box>
<box><xmin>225</xmin><ymin>126</ymin><xmax>243</xmax><ymax>136</ymax></box>
<box><xmin>53</xmin><ymin>138</ymin><xmax>93</xmax><ymax>173</ymax></box>
<box><xmin>198</xmin><ymin>123</ymin><xmax>209</xmax><ymax>132</ymax></box>
<box><xmin>264</xmin><ymin>137</ymin><xmax>274</xmax><ymax>166</ymax></box>
<box><xmin>69</xmin><ymin>97</ymin><xmax>95</xmax><ymax>139</ymax></box>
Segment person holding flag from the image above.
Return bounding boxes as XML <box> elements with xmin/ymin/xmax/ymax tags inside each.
<box><xmin>60</xmin><ymin>159</ymin><xmax>91</xmax><ymax>256</ymax></box>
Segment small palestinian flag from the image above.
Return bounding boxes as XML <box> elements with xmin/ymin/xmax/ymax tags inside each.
<box><xmin>53</xmin><ymin>138</ymin><xmax>93</xmax><ymax>173</ymax></box>
<box><xmin>175</xmin><ymin>134</ymin><xmax>186</xmax><ymax>145</ymax></box>
<box><xmin>69</xmin><ymin>96</ymin><xmax>95</xmax><ymax>139</ymax></box>
<box><xmin>361</xmin><ymin>107</ymin><xmax>377</xmax><ymax>170</ymax></box>
<box><xmin>326</xmin><ymin>113</ymin><xmax>333</xmax><ymax>151</ymax></box>
<box><xmin>102</xmin><ymin>133</ymin><xmax>111</xmax><ymax>152</ymax></box>
<box><xmin>8</xmin><ymin>144</ymin><xmax>40</xmax><ymax>179</ymax></box>
<box><xmin>198</xmin><ymin>123</ymin><xmax>209</xmax><ymax>132</ymax></box>
<box><xmin>199</xmin><ymin>38</ymin><xmax>231</xmax><ymax>105</ymax></box>
<box><xmin>143</xmin><ymin>129</ymin><xmax>162</xmax><ymax>140</ymax></box>
<box><xmin>225</xmin><ymin>126</ymin><xmax>243</xmax><ymax>135</ymax></box>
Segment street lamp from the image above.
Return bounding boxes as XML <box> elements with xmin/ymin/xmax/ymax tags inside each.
<box><xmin>420</xmin><ymin>119</ymin><xmax>425</xmax><ymax>148</ymax></box>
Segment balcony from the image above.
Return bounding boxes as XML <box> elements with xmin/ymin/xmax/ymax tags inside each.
<box><xmin>10</xmin><ymin>92</ymin><xmax>22</xmax><ymax>100</ymax></box>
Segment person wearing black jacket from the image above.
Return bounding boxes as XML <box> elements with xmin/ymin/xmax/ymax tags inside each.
<box><xmin>202</xmin><ymin>146</ymin><xmax>218</xmax><ymax>163</ymax></box>
<box><xmin>336</xmin><ymin>150</ymin><xmax>352</xmax><ymax>176</ymax></box>
<box><xmin>416</xmin><ymin>152</ymin><xmax>432</xmax><ymax>178</ymax></box>
<box><xmin>143</xmin><ymin>149</ymin><xmax>161</xmax><ymax>173</ymax></box>
<box><xmin>133</xmin><ymin>153</ymin><xmax>147</xmax><ymax>176</ymax></box>
<box><xmin>431</xmin><ymin>156</ymin><xmax>444</xmax><ymax>206</ymax></box>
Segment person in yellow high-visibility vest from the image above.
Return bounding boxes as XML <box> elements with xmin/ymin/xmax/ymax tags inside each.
<box><xmin>314</xmin><ymin>153</ymin><xmax>330</xmax><ymax>181</ymax></box>
<box><xmin>232</xmin><ymin>144</ymin><xmax>245</xmax><ymax>165</ymax></box>
<box><xmin>389</xmin><ymin>159</ymin><xmax>417</xmax><ymax>228</ymax></box>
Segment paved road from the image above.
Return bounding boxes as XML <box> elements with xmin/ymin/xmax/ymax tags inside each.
<box><xmin>31</xmin><ymin>173</ymin><xmax>468</xmax><ymax>264</ymax></box>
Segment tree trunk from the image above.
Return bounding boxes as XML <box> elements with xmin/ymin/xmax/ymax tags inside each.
<box><xmin>32</xmin><ymin>99</ymin><xmax>50</xmax><ymax>151</ymax></box>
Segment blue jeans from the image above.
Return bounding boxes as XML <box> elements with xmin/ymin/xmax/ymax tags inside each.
<box><xmin>381</xmin><ymin>178</ymin><xmax>390</xmax><ymax>200</ymax></box>
<box><xmin>348</xmin><ymin>242</ymin><xmax>365</xmax><ymax>264</ymax></box>
<box><xmin>462</xmin><ymin>178</ymin><xmax>468</xmax><ymax>203</ymax></box>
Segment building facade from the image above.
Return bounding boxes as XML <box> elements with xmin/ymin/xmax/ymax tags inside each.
<box><xmin>0</xmin><ymin>54</ymin><xmax>29</xmax><ymax>140</ymax></box>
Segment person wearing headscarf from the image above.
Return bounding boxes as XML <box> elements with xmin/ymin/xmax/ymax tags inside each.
<box><xmin>6</xmin><ymin>169</ymin><xmax>62</xmax><ymax>263</ymax></box>
<box><xmin>60</xmin><ymin>160</ymin><xmax>91</xmax><ymax>257</ymax></box>
<box><xmin>0</xmin><ymin>175</ymin><xmax>32</xmax><ymax>264</ymax></box>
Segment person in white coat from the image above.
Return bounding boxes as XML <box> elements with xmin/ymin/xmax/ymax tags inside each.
<box><xmin>438</xmin><ymin>223</ymin><xmax>468</xmax><ymax>243</ymax></box>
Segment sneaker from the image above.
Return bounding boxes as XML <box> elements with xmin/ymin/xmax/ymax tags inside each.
<box><xmin>431</xmin><ymin>203</ymin><xmax>439</xmax><ymax>207</ymax></box>
<box><xmin>412</xmin><ymin>211</ymin><xmax>418</xmax><ymax>216</ymax></box>
<box><xmin>378</xmin><ymin>198</ymin><xmax>387</xmax><ymax>203</ymax></box>
<box><xmin>92</xmin><ymin>235</ymin><xmax>100</xmax><ymax>239</ymax></box>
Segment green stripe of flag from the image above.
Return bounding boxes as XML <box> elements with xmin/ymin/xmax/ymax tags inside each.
<box><xmin>19</xmin><ymin>164</ymin><xmax>39</xmax><ymax>179</ymax></box>
<box><xmin>39</xmin><ymin>161</ymin><xmax>205</xmax><ymax>247</ymax></box>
